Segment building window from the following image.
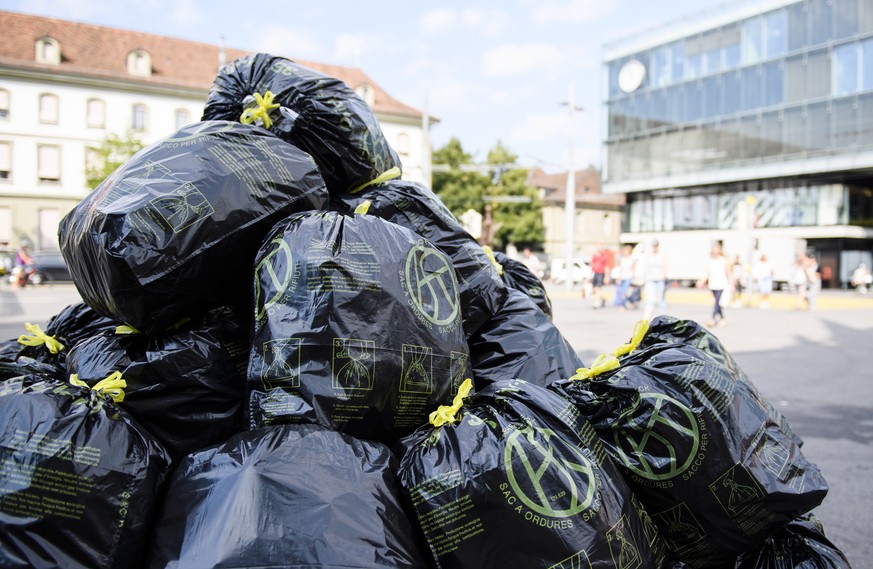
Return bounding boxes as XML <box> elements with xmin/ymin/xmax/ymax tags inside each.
<box><xmin>0</xmin><ymin>141</ymin><xmax>10</xmax><ymax>180</ymax></box>
<box><xmin>355</xmin><ymin>83</ymin><xmax>375</xmax><ymax>106</ymax></box>
<box><xmin>86</xmin><ymin>98</ymin><xmax>105</xmax><ymax>128</ymax></box>
<box><xmin>127</xmin><ymin>50</ymin><xmax>152</xmax><ymax>77</ymax></box>
<box><xmin>0</xmin><ymin>207</ymin><xmax>10</xmax><ymax>249</ymax></box>
<box><xmin>0</xmin><ymin>89</ymin><xmax>9</xmax><ymax>120</ymax></box>
<box><xmin>38</xmin><ymin>209</ymin><xmax>60</xmax><ymax>250</ymax></box>
<box><xmin>175</xmin><ymin>108</ymin><xmax>191</xmax><ymax>129</ymax></box>
<box><xmin>862</xmin><ymin>39</ymin><xmax>873</xmax><ymax>91</ymax></box>
<box><xmin>396</xmin><ymin>132</ymin><xmax>410</xmax><ymax>156</ymax></box>
<box><xmin>39</xmin><ymin>93</ymin><xmax>59</xmax><ymax>124</ymax></box>
<box><xmin>131</xmin><ymin>103</ymin><xmax>148</xmax><ymax>131</ymax></box>
<box><xmin>35</xmin><ymin>37</ymin><xmax>61</xmax><ymax>65</ymax></box>
<box><xmin>38</xmin><ymin>145</ymin><xmax>61</xmax><ymax>182</ymax></box>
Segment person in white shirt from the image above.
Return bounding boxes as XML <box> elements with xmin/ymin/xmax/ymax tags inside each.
<box><xmin>704</xmin><ymin>243</ymin><xmax>731</xmax><ymax>327</ymax></box>
<box><xmin>753</xmin><ymin>254</ymin><xmax>774</xmax><ymax>309</ymax></box>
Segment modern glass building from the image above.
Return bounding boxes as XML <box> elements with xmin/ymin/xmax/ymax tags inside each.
<box><xmin>603</xmin><ymin>0</ymin><xmax>873</xmax><ymax>287</ymax></box>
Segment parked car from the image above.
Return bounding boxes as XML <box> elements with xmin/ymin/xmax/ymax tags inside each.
<box><xmin>23</xmin><ymin>250</ymin><xmax>73</xmax><ymax>284</ymax></box>
<box><xmin>549</xmin><ymin>258</ymin><xmax>592</xmax><ymax>285</ymax></box>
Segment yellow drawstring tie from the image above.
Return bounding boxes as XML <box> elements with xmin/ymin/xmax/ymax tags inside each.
<box><xmin>17</xmin><ymin>323</ymin><xmax>64</xmax><ymax>354</ymax></box>
<box><xmin>481</xmin><ymin>246</ymin><xmax>504</xmax><ymax>276</ymax></box>
<box><xmin>353</xmin><ymin>200</ymin><xmax>371</xmax><ymax>215</ymax></box>
<box><xmin>70</xmin><ymin>371</ymin><xmax>127</xmax><ymax>403</ymax></box>
<box><xmin>239</xmin><ymin>91</ymin><xmax>281</xmax><ymax>129</ymax></box>
<box><xmin>114</xmin><ymin>325</ymin><xmax>140</xmax><ymax>335</ymax></box>
<box><xmin>429</xmin><ymin>378</ymin><xmax>473</xmax><ymax>427</ymax></box>
<box><xmin>611</xmin><ymin>319</ymin><xmax>650</xmax><ymax>357</ymax></box>
<box><xmin>570</xmin><ymin>353</ymin><xmax>621</xmax><ymax>381</ymax></box>
<box><xmin>350</xmin><ymin>166</ymin><xmax>402</xmax><ymax>194</ymax></box>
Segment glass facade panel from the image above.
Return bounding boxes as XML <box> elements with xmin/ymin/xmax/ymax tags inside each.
<box><xmin>809</xmin><ymin>0</ymin><xmax>833</xmax><ymax>45</ymax></box>
<box><xmin>808</xmin><ymin>102</ymin><xmax>831</xmax><ymax>150</ymax></box>
<box><xmin>834</xmin><ymin>43</ymin><xmax>859</xmax><ymax>96</ymax></box>
<box><xmin>741</xmin><ymin>16</ymin><xmax>764</xmax><ymax>64</ymax></box>
<box><xmin>858</xmin><ymin>93</ymin><xmax>873</xmax><ymax>146</ymax></box>
<box><xmin>833</xmin><ymin>97</ymin><xmax>858</xmax><ymax>147</ymax></box>
<box><xmin>806</xmin><ymin>50</ymin><xmax>831</xmax><ymax>100</ymax></box>
<box><xmin>741</xmin><ymin>66</ymin><xmax>762</xmax><ymax>110</ymax></box>
<box><xmin>764</xmin><ymin>9</ymin><xmax>787</xmax><ymax>58</ymax></box>
<box><xmin>785</xmin><ymin>54</ymin><xmax>806</xmax><ymax>103</ymax></box>
<box><xmin>788</xmin><ymin>2</ymin><xmax>807</xmax><ymax>51</ymax></box>
<box><xmin>670</xmin><ymin>42</ymin><xmax>685</xmax><ymax>83</ymax></box>
<box><xmin>834</xmin><ymin>0</ymin><xmax>860</xmax><ymax>39</ymax></box>
<box><xmin>761</xmin><ymin>111</ymin><xmax>783</xmax><ymax>156</ymax></box>
<box><xmin>862</xmin><ymin>39</ymin><xmax>873</xmax><ymax>91</ymax></box>
<box><xmin>784</xmin><ymin>106</ymin><xmax>807</xmax><ymax>153</ymax></box>
<box><xmin>763</xmin><ymin>61</ymin><xmax>783</xmax><ymax>107</ymax></box>
<box><xmin>723</xmin><ymin>70</ymin><xmax>741</xmax><ymax>115</ymax></box>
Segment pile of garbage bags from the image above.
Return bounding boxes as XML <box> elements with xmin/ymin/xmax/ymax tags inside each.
<box><xmin>0</xmin><ymin>53</ymin><xmax>850</xmax><ymax>569</ymax></box>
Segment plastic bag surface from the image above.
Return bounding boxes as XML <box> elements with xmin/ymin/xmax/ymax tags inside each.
<box><xmin>0</xmin><ymin>375</ymin><xmax>171</xmax><ymax>569</ymax></box>
<box><xmin>735</xmin><ymin>513</ymin><xmax>852</xmax><ymax>569</ymax></box>
<box><xmin>493</xmin><ymin>250</ymin><xmax>552</xmax><ymax>317</ymax></box>
<box><xmin>65</xmin><ymin>306</ymin><xmax>249</xmax><ymax>460</ymax></box>
<box><xmin>333</xmin><ymin>180</ymin><xmax>509</xmax><ymax>338</ymax></box>
<box><xmin>468</xmin><ymin>289</ymin><xmax>582</xmax><ymax>389</ymax></box>
<box><xmin>59</xmin><ymin>121</ymin><xmax>327</xmax><ymax>332</ymax></box>
<box><xmin>0</xmin><ymin>303</ymin><xmax>118</xmax><ymax>377</ymax></box>
<box><xmin>550</xmin><ymin>320</ymin><xmax>829</xmax><ymax>567</ymax></box>
<box><xmin>396</xmin><ymin>379</ymin><xmax>666</xmax><ymax>569</ymax></box>
<box><xmin>147</xmin><ymin>423</ymin><xmax>429</xmax><ymax>569</ymax></box>
<box><xmin>248</xmin><ymin>211</ymin><xmax>469</xmax><ymax>444</ymax></box>
<box><xmin>202</xmin><ymin>53</ymin><xmax>400</xmax><ymax>194</ymax></box>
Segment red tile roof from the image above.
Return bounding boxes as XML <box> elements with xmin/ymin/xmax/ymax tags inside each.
<box><xmin>528</xmin><ymin>167</ymin><xmax>625</xmax><ymax>207</ymax></box>
<box><xmin>0</xmin><ymin>10</ymin><xmax>423</xmax><ymax>119</ymax></box>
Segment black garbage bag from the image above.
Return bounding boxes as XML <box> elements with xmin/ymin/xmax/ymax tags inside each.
<box><xmin>0</xmin><ymin>375</ymin><xmax>171</xmax><ymax>569</ymax></box>
<box><xmin>493</xmin><ymin>250</ymin><xmax>552</xmax><ymax>317</ymax></box>
<box><xmin>333</xmin><ymin>180</ymin><xmax>509</xmax><ymax>338</ymax></box>
<box><xmin>735</xmin><ymin>513</ymin><xmax>852</xmax><ymax>569</ymax></box>
<box><xmin>0</xmin><ymin>303</ymin><xmax>119</xmax><ymax>376</ymax></box>
<box><xmin>0</xmin><ymin>357</ymin><xmax>61</xmax><ymax>381</ymax></box>
<box><xmin>59</xmin><ymin>120</ymin><xmax>328</xmax><ymax>332</ymax></box>
<box><xmin>395</xmin><ymin>378</ymin><xmax>666</xmax><ymax>569</ymax></box>
<box><xmin>147</xmin><ymin>423</ymin><xmax>430</xmax><ymax>569</ymax></box>
<box><xmin>638</xmin><ymin>315</ymin><xmax>803</xmax><ymax>447</ymax></box>
<box><xmin>550</xmin><ymin>320</ymin><xmax>829</xmax><ymax>568</ymax></box>
<box><xmin>248</xmin><ymin>210</ymin><xmax>469</xmax><ymax>444</ymax></box>
<box><xmin>468</xmin><ymin>289</ymin><xmax>582</xmax><ymax>389</ymax></box>
<box><xmin>202</xmin><ymin>53</ymin><xmax>401</xmax><ymax>194</ymax></box>
<box><xmin>65</xmin><ymin>306</ymin><xmax>249</xmax><ymax>460</ymax></box>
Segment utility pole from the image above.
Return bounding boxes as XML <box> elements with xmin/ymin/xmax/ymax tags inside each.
<box><xmin>561</xmin><ymin>83</ymin><xmax>583</xmax><ymax>290</ymax></box>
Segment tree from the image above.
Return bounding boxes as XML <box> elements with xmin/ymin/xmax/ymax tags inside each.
<box><xmin>484</xmin><ymin>141</ymin><xmax>545</xmax><ymax>251</ymax></box>
<box><xmin>86</xmin><ymin>131</ymin><xmax>144</xmax><ymax>189</ymax></box>
<box><xmin>432</xmin><ymin>138</ymin><xmax>544</xmax><ymax>251</ymax></box>
<box><xmin>432</xmin><ymin>137</ymin><xmax>489</xmax><ymax>216</ymax></box>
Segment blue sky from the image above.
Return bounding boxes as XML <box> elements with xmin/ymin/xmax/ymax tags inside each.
<box><xmin>3</xmin><ymin>0</ymin><xmax>727</xmax><ymax>172</ymax></box>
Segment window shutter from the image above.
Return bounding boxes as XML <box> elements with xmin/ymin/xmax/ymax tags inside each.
<box><xmin>38</xmin><ymin>145</ymin><xmax>61</xmax><ymax>180</ymax></box>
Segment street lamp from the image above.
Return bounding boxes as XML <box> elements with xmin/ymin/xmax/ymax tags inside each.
<box><xmin>560</xmin><ymin>83</ymin><xmax>583</xmax><ymax>290</ymax></box>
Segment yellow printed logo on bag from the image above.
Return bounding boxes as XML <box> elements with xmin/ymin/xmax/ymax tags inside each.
<box><xmin>500</xmin><ymin>425</ymin><xmax>601</xmax><ymax>528</ymax></box>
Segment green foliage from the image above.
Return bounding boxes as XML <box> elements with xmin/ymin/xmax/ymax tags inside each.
<box><xmin>85</xmin><ymin>132</ymin><xmax>144</xmax><ymax>189</ymax></box>
<box><xmin>432</xmin><ymin>138</ymin><xmax>544</xmax><ymax>250</ymax></box>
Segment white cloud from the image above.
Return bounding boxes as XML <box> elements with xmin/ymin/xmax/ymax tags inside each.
<box><xmin>169</xmin><ymin>0</ymin><xmax>200</xmax><ymax>28</ymax></box>
<box><xmin>529</xmin><ymin>0</ymin><xmax>614</xmax><ymax>25</ymax></box>
<box><xmin>483</xmin><ymin>43</ymin><xmax>567</xmax><ymax>77</ymax></box>
<box><xmin>460</xmin><ymin>7</ymin><xmax>510</xmax><ymax>36</ymax></box>
<box><xmin>251</xmin><ymin>25</ymin><xmax>324</xmax><ymax>60</ymax></box>
<box><xmin>419</xmin><ymin>8</ymin><xmax>457</xmax><ymax>35</ymax></box>
<box><xmin>334</xmin><ymin>33</ymin><xmax>381</xmax><ymax>63</ymax></box>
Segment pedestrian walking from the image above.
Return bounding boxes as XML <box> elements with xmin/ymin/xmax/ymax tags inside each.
<box><xmin>613</xmin><ymin>244</ymin><xmax>635</xmax><ymax>308</ymax></box>
<box><xmin>753</xmin><ymin>254</ymin><xmax>774</xmax><ymax>309</ymax></box>
<box><xmin>590</xmin><ymin>245</ymin><xmax>610</xmax><ymax>309</ymax></box>
<box><xmin>642</xmin><ymin>240</ymin><xmax>668</xmax><ymax>319</ymax></box>
<box><xmin>805</xmin><ymin>253</ymin><xmax>822</xmax><ymax>311</ymax></box>
<box><xmin>700</xmin><ymin>242</ymin><xmax>731</xmax><ymax>327</ymax></box>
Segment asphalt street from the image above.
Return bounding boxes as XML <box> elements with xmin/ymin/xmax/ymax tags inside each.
<box><xmin>1</xmin><ymin>282</ymin><xmax>871</xmax><ymax>565</ymax></box>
